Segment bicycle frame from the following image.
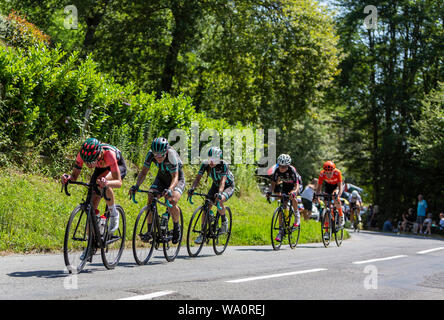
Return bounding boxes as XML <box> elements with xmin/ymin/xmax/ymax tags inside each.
<box><xmin>132</xmin><ymin>189</ymin><xmax>173</xmax><ymax>243</ymax></box>
<box><xmin>63</xmin><ymin>180</ymin><xmax>111</xmax><ymax>250</ymax></box>
<box><xmin>188</xmin><ymin>192</ymin><xmax>223</xmax><ymax>241</ymax></box>
<box><xmin>267</xmin><ymin>193</ymin><xmax>296</xmax><ymax>226</ymax></box>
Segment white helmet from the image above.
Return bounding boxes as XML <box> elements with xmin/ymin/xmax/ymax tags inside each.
<box><xmin>277</xmin><ymin>154</ymin><xmax>291</xmax><ymax>166</ymax></box>
<box><xmin>352</xmin><ymin>190</ymin><xmax>359</xmax><ymax>198</ymax></box>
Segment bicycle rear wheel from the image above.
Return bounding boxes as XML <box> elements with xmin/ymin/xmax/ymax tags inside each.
<box><xmin>213</xmin><ymin>207</ymin><xmax>232</xmax><ymax>255</ymax></box>
<box><xmin>132</xmin><ymin>206</ymin><xmax>156</xmax><ymax>265</ymax></box>
<box><xmin>101</xmin><ymin>205</ymin><xmax>126</xmax><ymax>269</ymax></box>
<box><xmin>163</xmin><ymin>207</ymin><xmax>183</xmax><ymax>262</ymax></box>
<box><xmin>271</xmin><ymin>207</ymin><xmax>283</xmax><ymax>251</ymax></box>
<box><xmin>186</xmin><ymin>206</ymin><xmax>208</xmax><ymax>257</ymax></box>
<box><xmin>321</xmin><ymin>209</ymin><xmax>332</xmax><ymax>248</ymax></box>
<box><xmin>288</xmin><ymin>209</ymin><xmax>301</xmax><ymax>249</ymax></box>
<box><xmin>334</xmin><ymin>212</ymin><xmax>344</xmax><ymax>247</ymax></box>
<box><xmin>64</xmin><ymin>205</ymin><xmax>92</xmax><ymax>274</ymax></box>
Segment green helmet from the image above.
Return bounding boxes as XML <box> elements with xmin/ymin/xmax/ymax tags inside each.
<box><xmin>151</xmin><ymin>137</ymin><xmax>169</xmax><ymax>154</ymax></box>
<box><xmin>80</xmin><ymin>138</ymin><xmax>102</xmax><ymax>164</ymax></box>
<box><xmin>208</xmin><ymin>146</ymin><xmax>223</xmax><ymax>159</ymax></box>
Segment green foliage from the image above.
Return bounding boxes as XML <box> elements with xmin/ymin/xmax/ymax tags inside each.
<box><xmin>0</xmin><ymin>38</ymin><xmax>253</xmax><ymax>176</ymax></box>
<box><xmin>0</xmin><ymin>11</ymin><xmax>50</xmax><ymax>48</ymax></box>
<box><xmin>329</xmin><ymin>0</ymin><xmax>444</xmax><ymax>221</ymax></box>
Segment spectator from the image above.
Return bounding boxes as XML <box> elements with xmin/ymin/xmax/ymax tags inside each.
<box><xmin>300</xmin><ymin>178</ymin><xmax>318</xmax><ymax>221</ymax></box>
<box><xmin>416</xmin><ymin>194</ymin><xmax>428</xmax><ymax>234</ymax></box>
<box><xmin>423</xmin><ymin>213</ymin><xmax>433</xmax><ymax>235</ymax></box>
<box><xmin>383</xmin><ymin>218</ymin><xmax>393</xmax><ymax>232</ymax></box>
<box><xmin>439</xmin><ymin>213</ymin><xmax>444</xmax><ymax>232</ymax></box>
<box><xmin>400</xmin><ymin>208</ymin><xmax>415</xmax><ymax>233</ymax></box>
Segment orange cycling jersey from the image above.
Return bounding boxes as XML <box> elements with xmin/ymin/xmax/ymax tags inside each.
<box><xmin>318</xmin><ymin>169</ymin><xmax>342</xmax><ymax>185</ymax></box>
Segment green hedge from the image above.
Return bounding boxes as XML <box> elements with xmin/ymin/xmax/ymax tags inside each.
<box><xmin>0</xmin><ymin>12</ymin><xmax>255</xmax><ymax>177</ymax></box>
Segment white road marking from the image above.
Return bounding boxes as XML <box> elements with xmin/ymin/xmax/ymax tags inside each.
<box><xmin>417</xmin><ymin>247</ymin><xmax>444</xmax><ymax>255</ymax></box>
<box><xmin>352</xmin><ymin>255</ymin><xmax>408</xmax><ymax>264</ymax></box>
<box><xmin>118</xmin><ymin>290</ymin><xmax>176</xmax><ymax>300</ymax></box>
<box><xmin>226</xmin><ymin>268</ymin><xmax>327</xmax><ymax>283</ymax></box>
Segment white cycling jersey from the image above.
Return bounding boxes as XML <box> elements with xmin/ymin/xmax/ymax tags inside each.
<box><xmin>348</xmin><ymin>193</ymin><xmax>362</xmax><ymax>203</ymax></box>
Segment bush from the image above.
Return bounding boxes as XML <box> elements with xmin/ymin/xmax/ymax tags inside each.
<box><xmin>0</xmin><ymin>11</ymin><xmax>50</xmax><ymax>48</ymax></box>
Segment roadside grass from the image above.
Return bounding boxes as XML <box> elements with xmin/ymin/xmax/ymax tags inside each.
<box><xmin>0</xmin><ymin>168</ymin><xmax>348</xmax><ymax>254</ymax></box>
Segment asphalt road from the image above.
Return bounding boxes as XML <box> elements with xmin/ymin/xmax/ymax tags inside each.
<box><xmin>1</xmin><ymin>230</ymin><xmax>443</xmax><ymax>300</ymax></box>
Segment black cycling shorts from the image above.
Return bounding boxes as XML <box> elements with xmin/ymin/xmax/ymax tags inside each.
<box><xmin>150</xmin><ymin>171</ymin><xmax>186</xmax><ymax>194</ymax></box>
<box><xmin>324</xmin><ymin>182</ymin><xmax>339</xmax><ymax>195</ymax></box>
<box><xmin>206</xmin><ymin>182</ymin><xmax>235</xmax><ymax>201</ymax></box>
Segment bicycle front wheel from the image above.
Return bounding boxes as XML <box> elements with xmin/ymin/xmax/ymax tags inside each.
<box><xmin>186</xmin><ymin>206</ymin><xmax>208</xmax><ymax>257</ymax></box>
<box><xmin>163</xmin><ymin>207</ymin><xmax>183</xmax><ymax>262</ymax></box>
<box><xmin>334</xmin><ymin>212</ymin><xmax>344</xmax><ymax>247</ymax></box>
<box><xmin>101</xmin><ymin>205</ymin><xmax>126</xmax><ymax>270</ymax></box>
<box><xmin>132</xmin><ymin>206</ymin><xmax>156</xmax><ymax>265</ymax></box>
<box><xmin>321</xmin><ymin>209</ymin><xmax>332</xmax><ymax>248</ymax></box>
<box><xmin>64</xmin><ymin>205</ymin><xmax>92</xmax><ymax>274</ymax></box>
<box><xmin>288</xmin><ymin>210</ymin><xmax>301</xmax><ymax>249</ymax></box>
<box><xmin>271</xmin><ymin>207</ymin><xmax>283</xmax><ymax>251</ymax></box>
<box><xmin>213</xmin><ymin>207</ymin><xmax>232</xmax><ymax>255</ymax></box>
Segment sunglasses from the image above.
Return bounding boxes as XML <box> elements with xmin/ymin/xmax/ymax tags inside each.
<box><xmin>153</xmin><ymin>151</ymin><xmax>167</xmax><ymax>158</ymax></box>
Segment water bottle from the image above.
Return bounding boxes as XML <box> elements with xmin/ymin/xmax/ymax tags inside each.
<box><xmin>160</xmin><ymin>212</ymin><xmax>169</xmax><ymax>231</ymax></box>
<box><xmin>99</xmin><ymin>215</ymin><xmax>106</xmax><ymax>234</ymax></box>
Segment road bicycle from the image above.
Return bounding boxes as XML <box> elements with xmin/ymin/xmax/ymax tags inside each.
<box><xmin>131</xmin><ymin>189</ymin><xmax>183</xmax><ymax>264</ymax></box>
<box><xmin>349</xmin><ymin>202</ymin><xmax>360</xmax><ymax>232</ymax></box>
<box><xmin>267</xmin><ymin>193</ymin><xmax>301</xmax><ymax>250</ymax></box>
<box><xmin>62</xmin><ymin>180</ymin><xmax>126</xmax><ymax>274</ymax></box>
<box><xmin>315</xmin><ymin>193</ymin><xmax>343</xmax><ymax>247</ymax></box>
<box><xmin>186</xmin><ymin>192</ymin><xmax>232</xmax><ymax>257</ymax></box>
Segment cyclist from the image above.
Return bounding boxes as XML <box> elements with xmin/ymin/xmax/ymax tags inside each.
<box><xmin>129</xmin><ymin>137</ymin><xmax>184</xmax><ymax>244</ymax></box>
<box><xmin>348</xmin><ymin>190</ymin><xmax>362</xmax><ymax>227</ymax></box>
<box><xmin>61</xmin><ymin>138</ymin><xmax>127</xmax><ymax>234</ymax></box>
<box><xmin>188</xmin><ymin>146</ymin><xmax>235</xmax><ymax>244</ymax></box>
<box><xmin>266</xmin><ymin>154</ymin><xmax>302</xmax><ymax>242</ymax></box>
<box><xmin>314</xmin><ymin>160</ymin><xmax>345</xmax><ymax>240</ymax></box>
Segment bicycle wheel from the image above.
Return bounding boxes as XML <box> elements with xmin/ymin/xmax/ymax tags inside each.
<box><xmin>64</xmin><ymin>205</ymin><xmax>92</xmax><ymax>274</ymax></box>
<box><xmin>132</xmin><ymin>206</ymin><xmax>156</xmax><ymax>265</ymax></box>
<box><xmin>321</xmin><ymin>209</ymin><xmax>332</xmax><ymax>248</ymax></box>
<box><xmin>334</xmin><ymin>211</ymin><xmax>344</xmax><ymax>247</ymax></box>
<box><xmin>101</xmin><ymin>205</ymin><xmax>126</xmax><ymax>269</ymax></box>
<box><xmin>213</xmin><ymin>207</ymin><xmax>232</xmax><ymax>255</ymax></box>
<box><xmin>163</xmin><ymin>207</ymin><xmax>183</xmax><ymax>262</ymax></box>
<box><xmin>186</xmin><ymin>206</ymin><xmax>208</xmax><ymax>257</ymax></box>
<box><xmin>271</xmin><ymin>207</ymin><xmax>283</xmax><ymax>251</ymax></box>
<box><xmin>288</xmin><ymin>209</ymin><xmax>301</xmax><ymax>249</ymax></box>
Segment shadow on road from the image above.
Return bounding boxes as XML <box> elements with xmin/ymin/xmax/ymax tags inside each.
<box><xmin>235</xmin><ymin>248</ymin><xmax>274</xmax><ymax>252</ymax></box>
<box><xmin>7</xmin><ymin>270</ymin><xmax>76</xmax><ymax>279</ymax></box>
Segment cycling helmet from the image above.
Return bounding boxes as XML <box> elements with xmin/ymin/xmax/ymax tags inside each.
<box><xmin>151</xmin><ymin>137</ymin><xmax>169</xmax><ymax>154</ymax></box>
<box><xmin>352</xmin><ymin>190</ymin><xmax>359</xmax><ymax>198</ymax></box>
<box><xmin>323</xmin><ymin>160</ymin><xmax>335</xmax><ymax>172</ymax></box>
<box><xmin>80</xmin><ymin>138</ymin><xmax>102</xmax><ymax>164</ymax></box>
<box><xmin>208</xmin><ymin>146</ymin><xmax>223</xmax><ymax>159</ymax></box>
<box><xmin>277</xmin><ymin>154</ymin><xmax>291</xmax><ymax>166</ymax></box>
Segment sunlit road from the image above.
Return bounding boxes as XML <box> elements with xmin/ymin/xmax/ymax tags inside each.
<box><xmin>1</xmin><ymin>231</ymin><xmax>443</xmax><ymax>300</ymax></box>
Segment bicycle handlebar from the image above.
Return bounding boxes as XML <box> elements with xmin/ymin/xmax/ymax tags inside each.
<box><xmin>61</xmin><ymin>180</ymin><xmax>111</xmax><ymax>201</ymax></box>
<box><xmin>188</xmin><ymin>192</ymin><xmax>223</xmax><ymax>211</ymax></box>
<box><xmin>131</xmin><ymin>189</ymin><xmax>173</xmax><ymax>208</ymax></box>
<box><xmin>266</xmin><ymin>193</ymin><xmax>295</xmax><ymax>204</ymax></box>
